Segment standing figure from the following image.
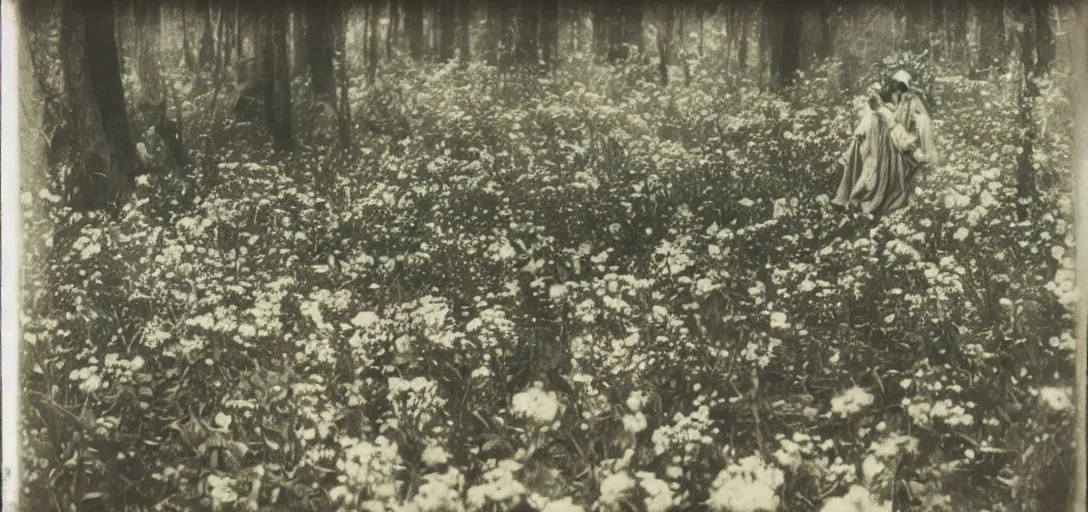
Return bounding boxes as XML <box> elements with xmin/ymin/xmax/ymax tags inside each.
<box><xmin>832</xmin><ymin>70</ymin><xmax>938</xmax><ymax>217</ymax></box>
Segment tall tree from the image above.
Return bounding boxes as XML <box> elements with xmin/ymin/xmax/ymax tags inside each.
<box><xmin>18</xmin><ymin>0</ymin><xmax>48</xmax><ymax>197</ymax></box>
<box><xmin>931</xmin><ymin>0</ymin><xmax>946</xmax><ymax>60</ymax></box>
<box><xmin>336</xmin><ymin>1</ymin><xmax>352</xmax><ymax>149</ymax></box>
<box><xmin>541</xmin><ymin>0</ymin><xmax>559</xmax><ymax>67</ymax></box>
<box><xmin>656</xmin><ymin>5</ymin><xmax>675</xmax><ymax>85</ymax></box>
<box><xmin>181</xmin><ymin>2</ymin><xmax>197</xmax><ymax>71</ymax></box>
<box><xmin>593</xmin><ymin>0</ymin><xmax>641</xmax><ymax>63</ymax></box>
<box><xmin>135</xmin><ymin>0</ymin><xmax>164</xmax><ymax>106</ymax></box>
<box><xmin>262</xmin><ymin>5</ymin><xmax>293</xmax><ymax>150</ymax></box>
<box><xmin>490</xmin><ymin>0</ymin><xmax>516</xmax><ymax>67</ymax></box>
<box><xmin>307</xmin><ymin>3</ymin><xmax>336</xmax><ymax>101</ymax></box>
<box><xmin>817</xmin><ymin>1</ymin><xmax>835</xmax><ymax>61</ymax></box>
<box><xmin>949</xmin><ymin>0</ymin><xmax>969</xmax><ymax>63</ymax></box>
<box><xmin>779</xmin><ymin>4</ymin><xmax>802</xmax><ymax>86</ymax></box>
<box><xmin>678</xmin><ymin>5</ymin><xmax>690</xmax><ymax>84</ymax></box>
<box><xmin>620</xmin><ymin>0</ymin><xmax>643</xmax><ymax>59</ymax></box>
<box><xmin>460</xmin><ymin>0</ymin><xmax>472</xmax><ymax>60</ymax></box>
<box><xmin>516</xmin><ymin>0</ymin><xmax>541</xmax><ymax>65</ymax></box>
<box><xmin>736</xmin><ymin>5</ymin><xmax>749</xmax><ymax>72</ymax></box>
<box><xmin>1014</xmin><ymin>0</ymin><xmax>1039</xmax><ymax>213</ymax></box>
<box><xmin>292</xmin><ymin>5</ymin><xmax>308</xmax><ymax>76</ymax></box>
<box><xmin>439</xmin><ymin>0</ymin><xmax>456</xmax><ymax>60</ymax></box>
<box><xmin>1034</xmin><ymin>1</ymin><xmax>1055</xmax><ymax>75</ymax></box>
<box><xmin>975</xmin><ymin>0</ymin><xmax>1007</xmax><ymax>77</ymax></box>
<box><xmin>368</xmin><ymin>0</ymin><xmax>381</xmax><ymax>84</ymax></box>
<box><xmin>388</xmin><ymin>0</ymin><xmax>400</xmax><ymax>58</ymax></box>
<box><xmin>198</xmin><ymin>0</ymin><xmax>215</xmax><ymax>69</ymax></box>
<box><xmin>404</xmin><ymin>0</ymin><xmax>424</xmax><ymax>59</ymax></box>
<box><xmin>902</xmin><ymin>0</ymin><xmax>931</xmax><ymax>54</ymax></box>
<box><xmin>61</xmin><ymin>0</ymin><xmax>142</xmax><ymax>209</ymax></box>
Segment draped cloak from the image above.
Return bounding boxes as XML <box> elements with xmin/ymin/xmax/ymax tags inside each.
<box><xmin>832</xmin><ymin>92</ymin><xmax>938</xmax><ymax>216</ymax></box>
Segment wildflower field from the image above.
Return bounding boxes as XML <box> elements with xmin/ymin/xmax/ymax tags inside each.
<box><xmin>18</xmin><ymin>54</ymin><xmax>1079</xmax><ymax>511</ymax></box>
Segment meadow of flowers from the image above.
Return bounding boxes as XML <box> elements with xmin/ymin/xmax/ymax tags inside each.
<box><xmin>18</xmin><ymin>53</ymin><xmax>1078</xmax><ymax>512</ymax></box>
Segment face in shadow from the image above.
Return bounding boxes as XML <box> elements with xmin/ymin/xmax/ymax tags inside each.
<box><xmin>879</xmin><ymin>78</ymin><xmax>910</xmax><ymax>105</ymax></box>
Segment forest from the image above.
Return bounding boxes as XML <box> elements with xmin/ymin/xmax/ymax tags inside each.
<box><xmin>10</xmin><ymin>0</ymin><xmax>1084</xmax><ymax>510</ymax></box>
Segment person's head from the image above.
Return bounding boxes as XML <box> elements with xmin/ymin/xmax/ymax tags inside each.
<box><xmin>877</xmin><ymin>72</ymin><xmax>909</xmax><ymax>104</ymax></box>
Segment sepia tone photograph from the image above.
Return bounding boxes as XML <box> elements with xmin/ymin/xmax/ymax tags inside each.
<box><xmin>2</xmin><ymin>0</ymin><xmax>1086</xmax><ymax>510</ymax></box>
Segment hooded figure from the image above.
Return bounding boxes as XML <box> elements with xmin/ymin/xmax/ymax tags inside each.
<box><xmin>832</xmin><ymin>70</ymin><xmax>938</xmax><ymax>217</ymax></box>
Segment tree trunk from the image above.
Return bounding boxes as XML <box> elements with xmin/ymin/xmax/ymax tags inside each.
<box><xmin>678</xmin><ymin>5</ymin><xmax>690</xmax><ymax>84</ymax></box>
<box><xmin>19</xmin><ymin>0</ymin><xmax>49</xmax><ymax>197</ymax></box>
<box><xmin>1015</xmin><ymin>0</ymin><xmax>1039</xmax><ymax>214</ymax></box>
<box><xmin>198</xmin><ymin>0</ymin><xmax>215</xmax><ymax>69</ymax></box>
<box><xmin>656</xmin><ymin>5</ymin><xmax>674</xmax><ymax>85</ymax></box>
<box><xmin>951</xmin><ymin>0</ymin><xmax>968</xmax><ymax>63</ymax></box>
<box><xmin>818</xmin><ymin>1</ymin><xmax>834</xmax><ymax>61</ymax></box>
<box><xmin>1034</xmin><ymin>1</ymin><xmax>1055</xmax><ymax>75</ymax></box>
<box><xmin>697</xmin><ymin>2</ymin><xmax>704</xmax><ymax>57</ymax></box>
<box><xmin>427</xmin><ymin>0</ymin><xmax>438</xmax><ymax>58</ymax></box>
<box><xmin>404</xmin><ymin>0</ymin><xmax>424</xmax><ymax>59</ymax></box>
<box><xmin>262</xmin><ymin>6</ymin><xmax>293</xmax><ymax>150</ymax></box>
<box><xmin>779</xmin><ymin>3</ymin><xmax>802</xmax><ymax>86</ymax></box>
<box><xmin>902</xmin><ymin>0</ymin><xmax>931</xmax><ymax>54</ymax></box>
<box><xmin>620</xmin><ymin>0</ymin><xmax>643</xmax><ymax>59</ymax></box>
<box><xmin>456</xmin><ymin>0</ymin><xmax>470</xmax><ymax>59</ymax></box>
<box><xmin>975</xmin><ymin>0</ymin><xmax>1007</xmax><ymax>77</ymax></box>
<box><xmin>541</xmin><ymin>0</ymin><xmax>559</xmax><ymax>67</ymax></box>
<box><xmin>516</xmin><ymin>0</ymin><xmax>541</xmax><ymax>65</ymax></box>
<box><xmin>368</xmin><ymin>0</ymin><xmax>381</xmax><ymax>84</ymax></box>
<box><xmin>114</xmin><ymin>1</ymin><xmax>129</xmax><ymax>77</ymax></box>
<box><xmin>62</xmin><ymin>0</ymin><xmax>140</xmax><ymax>209</ymax></box>
<box><xmin>737</xmin><ymin>6</ymin><xmax>748</xmax><ymax>72</ymax></box>
<box><xmin>181</xmin><ymin>2</ymin><xmax>197</xmax><ymax>71</ymax></box>
<box><xmin>307</xmin><ymin>3</ymin><xmax>336</xmax><ymax>101</ymax></box>
<box><xmin>292</xmin><ymin>5</ymin><xmax>308</xmax><ymax>76</ymax></box>
<box><xmin>591</xmin><ymin>3</ymin><xmax>611</xmax><ymax>60</ymax></box>
<box><xmin>931</xmin><ymin>0</ymin><xmax>945</xmax><ymax>60</ymax></box>
<box><xmin>761</xmin><ymin>3</ymin><xmax>780</xmax><ymax>86</ymax></box>
<box><xmin>135</xmin><ymin>0</ymin><xmax>164</xmax><ymax>106</ymax></box>
<box><xmin>387</xmin><ymin>0</ymin><xmax>399</xmax><ymax>59</ymax></box>
<box><xmin>439</xmin><ymin>0</ymin><xmax>456</xmax><ymax>61</ymax></box>
<box><xmin>336</xmin><ymin>2</ymin><xmax>352</xmax><ymax>149</ymax></box>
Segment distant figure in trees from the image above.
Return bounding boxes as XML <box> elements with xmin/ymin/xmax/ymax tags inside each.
<box><xmin>832</xmin><ymin>70</ymin><xmax>938</xmax><ymax>217</ymax></box>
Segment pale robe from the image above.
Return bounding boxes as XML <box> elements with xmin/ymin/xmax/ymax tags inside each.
<box><xmin>832</xmin><ymin>92</ymin><xmax>938</xmax><ymax>216</ymax></box>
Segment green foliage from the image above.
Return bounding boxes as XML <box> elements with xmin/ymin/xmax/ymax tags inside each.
<box><xmin>19</xmin><ymin>55</ymin><xmax>1077</xmax><ymax>512</ymax></box>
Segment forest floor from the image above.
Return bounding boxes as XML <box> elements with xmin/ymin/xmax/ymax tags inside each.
<box><xmin>19</xmin><ymin>61</ymin><xmax>1079</xmax><ymax>511</ymax></box>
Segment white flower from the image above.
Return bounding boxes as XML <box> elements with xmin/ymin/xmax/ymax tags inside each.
<box><xmin>769</xmin><ymin>312</ymin><xmax>789</xmax><ymax>330</ymax></box>
<box><xmin>207</xmin><ymin>474</ymin><xmax>238</xmax><ymax>505</ymax></box>
<box><xmin>215</xmin><ymin>412</ymin><xmax>233</xmax><ymax>429</ymax></box>
<box><xmin>952</xmin><ymin>227</ymin><xmax>970</xmax><ymax>241</ymax></box>
<box><xmin>421</xmin><ymin>446</ymin><xmax>450</xmax><ymax>467</ymax></box>
<box><xmin>830</xmin><ymin>386</ymin><xmax>875</xmax><ymax>417</ymax></box>
<box><xmin>80</xmin><ymin>243</ymin><xmax>102</xmax><ymax>260</ymax></box>
<box><xmin>739</xmin><ymin>198</ymin><xmax>755</xmax><ymax>207</ymax></box>
<box><xmin>637</xmin><ymin>472</ymin><xmax>674</xmax><ymax>512</ymax></box>
<box><xmin>622</xmin><ymin>413</ymin><xmax>648</xmax><ymax>434</ymax></box>
<box><xmin>409</xmin><ymin>468</ymin><xmax>465</xmax><ymax>512</ymax></box>
<box><xmin>541</xmin><ymin>497</ymin><xmax>584</xmax><ymax>512</ymax></box>
<box><xmin>820</xmin><ymin>485</ymin><xmax>891</xmax><ymax>512</ymax></box>
<box><xmin>706</xmin><ymin>455</ymin><xmax>784</xmax><ymax>512</ymax></box>
<box><xmin>861</xmin><ymin>454</ymin><xmax>885</xmax><ymax>483</ymax></box>
<box><xmin>626</xmin><ymin>390</ymin><xmax>648</xmax><ymax>412</ymax></box>
<box><xmin>598</xmin><ymin>472</ymin><xmax>636</xmax><ymax>508</ymax></box>
<box><xmin>1037</xmin><ymin>386</ymin><xmax>1073</xmax><ymax>412</ymax></box>
<box><xmin>352</xmin><ymin>311</ymin><xmax>380</xmax><ymax>328</ymax></box>
<box><xmin>511</xmin><ymin>384</ymin><xmax>560</xmax><ymax>425</ymax></box>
